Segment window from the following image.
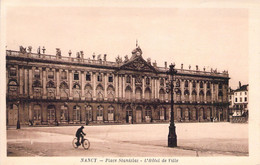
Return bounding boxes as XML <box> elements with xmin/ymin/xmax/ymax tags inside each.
<box><xmin>207</xmin><ymin>83</ymin><xmax>210</xmax><ymax>89</ymax></box>
<box><xmin>240</xmin><ymin>92</ymin><xmax>242</xmax><ymax>95</ymax></box>
<box><xmin>240</xmin><ymin>97</ymin><xmax>242</xmax><ymax>102</ymax></box>
<box><xmin>245</xmin><ymin>97</ymin><xmax>247</xmax><ymax>102</ymax></box>
<box><xmin>146</xmin><ymin>77</ymin><xmax>150</xmax><ymax>85</ymax></box>
<box><xmin>108</xmin><ymin>75</ymin><xmax>113</xmax><ymax>82</ymax></box>
<box><xmin>219</xmin><ymin>83</ymin><xmax>222</xmax><ymax>89</ymax></box>
<box><xmin>235</xmin><ymin>98</ymin><xmax>237</xmax><ymax>102</ymax></box>
<box><xmin>86</xmin><ymin>73</ymin><xmax>91</xmax><ymax>81</ymax></box>
<box><xmin>176</xmin><ymin>80</ymin><xmax>180</xmax><ymax>87</ymax></box>
<box><xmin>160</xmin><ymin>78</ymin><xmax>164</xmax><ymax>86</ymax></box>
<box><xmin>244</xmin><ymin>104</ymin><xmax>247</xmax><ymax>108</ymax></box>
<box><xmin>185</xmin><ymin>81</ymin><xmax>188</xmax><ymax>88</ymax></box>
<box><xmin>9</xmin><ymin>67</ymin><xmax>17</xmax><ymax>77</ymax></box>
<box><xmin>34</xmin><ymin>69</ymin><xmax>40</xmax><ymax>78</ymax></box>
<box><xmin>61</xmin><ymin>70</ymin><xmax>67</xmax><ymax>79</ymax></box>
<box><xmin>74</xmin><ymin>72</ymin><xmax>79</xmax><ymax>80</ymax></box>
<box><xmin>126</xmin><ymin>75</ymin><xmax>131</xmax><ymax>83</ymax></box>
<box><xmin>192</xmin><ymin>81</ymin><xmax>196</xmax><ymax>88</ymax></box>
<box><xmin>245</xmin><ymin>92</ymin><xmax>247</xmax><ymax>95</ymax></box>
<box><xmin>200</xmin><ymin>82</ymin><xmax>203</xmax><ymax>88</ymax></box>
<box><xmin>97</xmin><ymin>74</ymin><xmax>102</xmax><ymax>82</ymax></box>
<box><xmin>48</xmin><ymin>70</ymin><xmax>54</xmax><ymax>79</ymax></box>
<box><xmin>229</xmin><ymin>96</ymin><xmax>232</xmax><ymax>99</ymax></box>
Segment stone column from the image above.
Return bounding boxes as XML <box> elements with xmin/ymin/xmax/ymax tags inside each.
<box><xmin>142</xmin><ymin>76</ymin><xmax>145</xmax><ymax>99</ymax></box>
<box><xmin>151</xmin><ymin>78</ymin><xmax>154</xmax><ymax>99</ymax></box>
<box><xmin>29</xmin><ymin>67</ymin><xmax>33</xmax><ymax>98</ymax></box>
<box><xmin>81</xmin><ymin>71</ymin><xmax>85</xmax><ymax>100</ymax></box>
<box><xmin>104</xmin><ymin>73</ymin><xmax>108</xmax><ymax>100</ymax></box>
<box><xmin>132</xmin><ymin>76</ymin><xmax>135</xmax><ymax>100</ymax></box>
<box><xmin>115</xmin><ymin>74</ymin><xmax>118</xmax><ymax>101</ymax></box>
<box><xmin>157</xmin><ymin>78</ymin><xmax>160</xmax><ymax>99</ymax></box>
<box><xmin>42</xmin><ymin>68</ymin><xmax>47</xmax><ymax>99</ymax></box>
<box><xmin>19</xmin><ymin>66</ymin><xmax>23</xmax><ymax>96</ymax></box>
<box><xmin>196</xmin><ymin>81</ymin><xmax>200</xmax><ymax>102</ymax></box>
<box><xmin>56</xmin><ymin>69</ymin><xmax>60</xmax><ymax>99</ymax></box>
<box><xmin>69</xmin><ymin>70</ymin><xmax>73</xmax><ymax>100</ymax></box>
<box><xmin>189</xmin><ymin>80</ymin><xmax>192</xmax><ymax>102</ymax></box>
<box><xmin>211</xmin><ymin>83</ymin><xmax>214</xmax><ymax>102</ymax></box>
<box><xmin>204</xmin><ymin>82</ymin><xmax>207</xmax><ymax>102</ymax></box>
<box><xmin>181</xmin><ymin>80</ymin><xmax>185</xmax><ymax>102</ymax></box>
<box><xmin>24</xmin><ymin>68</ymin><xmax>28</xmax><ymax>95</ymax></box>
<box><xmin>122</xmin><ymin>75</ymin><xmax>125</xmax><ymax>99</ymax></box>
<box><xmin>119</xmin><ymin>75</ymin><xmax>122</xmax><ymax>99</ymax></box>
<box><xmin>216</xmin><ymin>83</ymin><xmax>219</xmax><ymax>102</ymax></box>
<box><xmin>93</xmin><ymin>72</ymin><xmax>96</xmax><ymax>100</ymax></box>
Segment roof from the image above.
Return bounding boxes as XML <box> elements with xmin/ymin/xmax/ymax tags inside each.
<box><xmin>234</xmin><ymin>84</ymin><xmax>248</xmax><ymax>92</ymax></box>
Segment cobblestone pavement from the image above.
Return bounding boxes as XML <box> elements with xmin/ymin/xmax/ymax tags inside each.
<box><xmin>6</xmin><ymin>122</ymin><xmax>248</xmax><ymax>157</ymax></box>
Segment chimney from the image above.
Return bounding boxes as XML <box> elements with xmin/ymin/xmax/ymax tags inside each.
<box><xmin>239</xmin><ymin>81</ymin><xmax>241</xmax><ymax>88</ymax></box>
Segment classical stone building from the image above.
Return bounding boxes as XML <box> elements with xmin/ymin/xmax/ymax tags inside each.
<box><xmin>6</xmin><ymin>45</ymin><xmax>230</xmax><ymax>126</ymax></box>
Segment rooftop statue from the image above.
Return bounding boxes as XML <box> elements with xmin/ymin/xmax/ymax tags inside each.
<box><xmin>56</xmin><ymin>48</ymin><xmax>61</xmax><ymax>57</ymax></box>
<box><xmin>116</xmin><ymin>55</ymin><xmax>122</xmax><ymax>64</ymax></box>
<box><xmin>19</xmin><ymin>46</ymin><xmax>27</xmax><ymax>54</ymax></box>
<box><xmin>124</xmin><ymin>55</ymin><xmax>129</xmax><ymax>63</ymax></box>
<box><xmin>27</xmin><ymin>46</ymin><xmax>32</xmax><ymax>53</ymax></box>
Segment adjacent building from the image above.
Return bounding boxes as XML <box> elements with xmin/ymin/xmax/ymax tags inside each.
<box><xmin>6</xmin><ymin>45</ymin><xmax>230</xmax><ymax>126</ymax></box>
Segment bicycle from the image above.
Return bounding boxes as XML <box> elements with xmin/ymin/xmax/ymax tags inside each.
<box><xmin>72</xmin><ymin>135</ymin><xmax>90</xmax><ymax>150</ymax></box>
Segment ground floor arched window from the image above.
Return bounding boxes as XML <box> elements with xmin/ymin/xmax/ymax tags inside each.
<box><xmin>47</xmin><ymin>105</ymin><xmax>55</xmax><ymax>121</ymax></box>
<box><xmin>60</xmin><ymin>105</ymin><xmax>68</xmax><ymax>122</ymax></box>
<box><xmin>73</xmin><ymin>105</ymin><xmax>81</xmax><ymax>121</ymax></box>
<box><xmin>97</xmin><ymin>105</ymin><xmax>103</xmax><ymax>121</ymax></box>
<box><xmin>145</xmin><ymin>106</ymin><xmax>152</xmax><ymax>122</ymax></box>
<box><xmin>86</xmin><ymin>105</ymin><xmax>92</xmax><ymax>122</ymax></box>
<box><xmin>108</xmin><ymin>106</ymin><xmax>114</xmax><ymax>121</ymax></box>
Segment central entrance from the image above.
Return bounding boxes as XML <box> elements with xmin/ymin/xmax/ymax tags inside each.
<box><xmin>126</xmin><ymin>106</ymin><xmax>132</xmax><ymax>123</ymax></box>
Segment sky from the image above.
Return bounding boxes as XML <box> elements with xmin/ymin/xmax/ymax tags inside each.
<box><xmin>6</xmin><ymin>6</ymin><xmax>248</xmax><ymax>89</ymax></box>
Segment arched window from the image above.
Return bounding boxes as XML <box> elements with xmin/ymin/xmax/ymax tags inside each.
<box><xmin>206</xmin><ymin>90</ymin><xmax>211</xmax><ymax>102</ymax></box>
<box><xmin>184</xmin><ymin>90</ymin><xmax>189</xmax><ymax>102</ymax></box>
<box><xmin>160</xmin><ymin>78</ymin><xmax>164</xmax><ymax>86</ymax></box>
<box><xmin>33</xmin><ymin>105</ymin><xmax>41</xmax><ymax>121</ymax></box>
<box><xmin>144</xmin><ymin>88</ymin><xmax>151</xmax><ymax>100</ymax></box>
<box><xmin>8</xmin><ymin>80</ymin><xmax>18</xmax><ymax>96</ymax></box>
<box><xmin>192</xmin><ymin>90</ymin><xmax>197</xmax><ymax>102</ymax></box>
<box><xmin>218</xmin><ymin>91</ymin><xmax>223</xmax><ymax>102</ymax></box>
<box><xmin>97</xmin><ymin>74</ymin><xmax>102</xmax><ymax>82</ymax></box>
<box><xmin>107</xmin><ymin>85</ymin><xmax>115</xmax><ymax>101</ymax></box>
<box><xmin>207</xmin><ymin>83</ymin><xmax>210</xmax><ymax>89</ymax></box>
<box><xmin>125</xmin><ymin>86</ymin><xmax>132</xmax><ymax>100</ymax></box>
<box><xmin>145</xmin><ymin>106</ymin><xmax>152</xmax><ymax>122</ymax></box>
<box><xmin>146</xmin><ymin>77</ymin><xmax>150</xmax><ymax>85</ymax></box>
<box><xmin>46</xmin><ymin>81</ymin><xmax>55</xmax><ymax>88</ymax></box>
<box><xmin>72</xmin><ymin>83</ymin><xmax>81</xmax><ymax>99</ymax></box>
<box><xmin>108</xmin><ymin>106</ymin><xmax>114</xmax><ymax>121</ymax></box>
<box><xmin>96</xmin><ymin>85</ymin><xmax>104</xmax><ymax>101</ymax></box>
<box><xmin>159</xmin><ymin>89</ymin><xmax>165</xmax><ymax>101</ymax></box>
<box><xmin>60</xmin><ymin>105</ymin><xmax>68</xmax><ymax>121</ymax></box>
<box><xmin>176</xmin><ymin>89</ymin><xmax>181</xmax><ymax>102</ymax></box>
<box><xmin>61</xmin><ymin>70</ymin><xmax>67</xmax><ymax>80</ymax></box>
<box><xmin>219</xmin><ymin>83</ymin><xmax>223</xmax><ymax>89</ymax></box>
<box><xmin>135</xmin><ymin>87</ymin><xmax>142</xmax><ymax>100</ymax></box>
<box><xmin>200</xmin><ymin>82</ymin><xmax>204</xmax><ymax>88</ymax></box>
<box><xmin>84</xmin><ymin>84</ymin><xmax>92</xmax><ymax>100</ymax></box>
<box><xmin>199</xmin><ymin>90</ymin><xmax>204</xmax><ymax>102</ymax></box>
<box><xmin>176</xmin><ymin>79</ymin><xmax>180</xmax><ymax>87</ymax></box>
<box><xmin>126</xmin><ymin>75</ymin><xmax>131</xmax><ymax>83</ymax></box>
<box><xmin>73</xmin><ymin>105</ymin><xmax>81</xmax><ymax>121</ymax></box>
<box><xmin>47</xmin><ymin>105</ymin><xmax>55</xmax><ymax>121</ymax></box>
<box><xmin>60</xmin><ymin>82</ymin><xmax>69</xmax><ymax>99</ymax></box>
<box><xmin>185</xmin><ymin>80</ymin><xmax>189</xmax><ymax>88</ymax></box>
<box><xmin>86</xmin><ymin>105</ymin><xmax>92</xmax><ymax>122</ymax></box>
<box><xmin>97</xmin><ymin>105</ymin><xmax>103</xmax><ymax>121</ymax></box>
<box><xmin>192</xmin><ymin>81</ymin><xmax>196</xmax><ymax>88</ymax></box>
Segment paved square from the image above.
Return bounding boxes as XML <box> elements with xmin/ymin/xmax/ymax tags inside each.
<box><xmin>7</xmin><ymin>123</ymin><xmax>248</xmax><ymax>157</ymax></box>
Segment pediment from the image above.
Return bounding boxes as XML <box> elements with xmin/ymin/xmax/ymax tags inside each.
<box><xmin>120</xmin><ymin>56</ymin><xmax>157</xmax><ymax>72</ymax></box>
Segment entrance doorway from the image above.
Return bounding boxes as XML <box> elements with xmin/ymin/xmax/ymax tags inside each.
<box><xmin>8</xmin><ymin>104</ymin><xmax>18</xmax><ymax>126</ymax></box>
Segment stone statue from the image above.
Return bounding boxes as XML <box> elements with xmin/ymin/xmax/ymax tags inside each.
<box><xmin>124</xmin><ymin>55</ymin><xmax>129</xmax><ymax>63</ymax></box>
<box><xmin>68</xmin><ymin>50</ymin><xmax>72</xmax><ymax>57</ymax></box>
<box><xmin>80</xmin><ymin>51</ymin><xmax>84</xmax><ymax>59</ymax></box>
<box><xmin>56</xmin><ymin>48</ymin><xmax>61</xmax><ymax>57</ymax></box>
<box><xmin>92</xmin><ymin>53</ymin><xmax>95</xmax><ymax>60</ymax></box>
<box><xmin>203</xmin><ymin>66</ymin><xmax>206</xmax><ymax>71</ymax></box>
<box><xmin>27</xmin><ymin>46</ymin><xmax>32</xmax><ymax>53</ymax></box>
<box><xmin>97</xmin><ymin>54</ymin><xmax>101</xmax><ymax>60</ymax></box>
<box><xmin>147</xmin><ymin>58</ymin><xmax>151</xmax><ymax>64</ymax></box>
<box><xmin>181</xmin><ymin>63</ymin><xmax>183</xmax><ymax>69</ymax></box>
<box><xmin>19</xmin><ymin>46</ymin><xmax>27</xmax><ymax>53</ymax></box>
<box><xmin>189</xmin><ymin>65</ymin><xmax>191</xmax><ymax>70</ymax></box>
<box><xmin>196</xmin><ymin>65</ymin><xmax>198</xmax><ymax>71</ymax></box>
<box><xmin>103</xmin><ymin>54</ymin><xmax>107</xmax><ymax>61</ymax></box>
<box><xmin>76</xmin><ymin>52</ymin><xmax>80</xmax><ymax>58</ymax></box>
<box><xmin>116</xmin><ymin>55</ymin><xmax>122</xmax><ymax>64</ymax></box>
<box><xmin>42</xmin><ymin>46</ymin><xmax>46</xmax><ymax>54</ymax></box>
<box><xmin>37</xmin><ymin>46</ymin><xmax>41</xmax><ymax>54</ymax></box>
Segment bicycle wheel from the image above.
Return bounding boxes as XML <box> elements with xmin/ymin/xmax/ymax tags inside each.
<box><xmin>82</xmin><ymin>139</ymin><xmax>90</xmax><ymax>150</ymax></box>
<box><xmin>72</xmin><ymin>138</ymin><xmax>79</xmax><ymax>149</ymax></box>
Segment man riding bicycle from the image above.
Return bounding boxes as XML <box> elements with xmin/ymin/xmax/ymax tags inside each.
<box><xmin>75</xmin><ymin>126</ymin><xmax>86</xmax><ymax>146</ymax></box>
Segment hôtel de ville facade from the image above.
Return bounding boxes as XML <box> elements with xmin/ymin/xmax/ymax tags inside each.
<box><xmin>6</xmin><ymin>45</ymin><xmax>230</xmax><ymax>126</ymax></box>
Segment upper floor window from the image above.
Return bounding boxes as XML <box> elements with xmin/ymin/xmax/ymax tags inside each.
<box><xmin>61</xmin><ymin>70</ymin><xmax>67</xmax><ymax>80</ymax></box>
<box><xmin>245</xmin><ymin>92</ymin><xmax>247</xmax><ymax>95</ymax></box>
<box><xmin>48</xmin><ymin>70</ymin><xmax>54</xmax><ymax>79</ymax></box>
<box><xmin>185</xmin><ymin>81</ymin><xmax>188</xmax><ymax>88</ymax></box>
<box><xmin>146</xmin><ymin>77</ymin><xmax>150</xmax><ymax>85</ymax></box>
<box><xmin>160</xmin><ymin>78</ymin><xmax>164</xmax><ymax>86</ymax></box>
<box><xmin>74</xmin><ymin>72</ymin><xmax>79</xmax><ymax>80</ymax></box>
<box><xmin>240</xmin><ymin>92</ymin><xmax>242</xmax><ymax>95</ymax></box>
<box><xmin>34</xmin><ymin>69</ymin><xmax>40</xmax><ymax>79</ymax></box>
<box><xmin>97</xmin><ymin>74</ymin><xmax>102</xmax><ymax>82</ymax></box>
<box><xmin>126</xmin><ymin>75</ymin><xmax>131</xmax><ymax>83</ymax></box>
<box><xmin>207</xmin><ymin>83</ymin><xmax>210</xmax><ymax>89</ymax></box>
<box><xmin>9</xmin><ymin>67</ymin><xmax>17</xmax><ymax>77</ymax></box>
<box><xmin>219</xmin><ymin>83</ymin><xmax>223</xmax><ymax>89</ymax></box>
<box><xmin>245</xmin><ymin>97</ymin><xmax>247</xmax><ymax>102</ymax></box>
<box><xmin>86</xmin><ymin>73</ymin><xmax>91</xmax><ymax>81</ymax></box>
<box><xmin>192</xmin><ymin>81</ymin><xmax>196</xmax><ymax>88</ymax></box>
<box><xmin>200</xmin><ymin>82</ymin><xmax>203</xmax><ymax>88</ymax></box>
<box><xmin>175</xmin><ymin>80</ymin><xmax>180</xmax><ymax>87</ymax></box>
<box><xmin>240</xmin><ymin>97</ymin><xmax>242</xmax><ymax>102</ymax></box>
<box><xmin>235</xmin><ymin>98</ymin><xmax>237</xmax><ymax>102</ymax></box>
<box><xmin>108</xmin><ymin>75</ymin><xmax>113</xmax><ymax>82</ymax></box>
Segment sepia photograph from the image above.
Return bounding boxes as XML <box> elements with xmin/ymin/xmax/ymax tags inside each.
<box><xmin>1</xmin><ymin>0</ymin><xmax>260</xmax><ymax>165</ymax></box>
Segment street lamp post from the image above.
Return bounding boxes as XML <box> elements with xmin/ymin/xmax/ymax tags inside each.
<box><xmin>167</xmin><ymin>63</ymin><xmax>177</xmax><ymax>147</ymax></box>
